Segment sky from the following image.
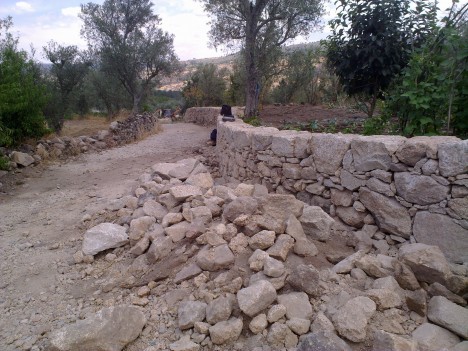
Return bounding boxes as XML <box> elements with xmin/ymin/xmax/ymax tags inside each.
<box><xmin>0</xmin><ymin>0</ymin><xmax>457</xmax><ymax>62</ymax></box>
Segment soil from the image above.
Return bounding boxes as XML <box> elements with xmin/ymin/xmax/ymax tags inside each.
<box><xmin>259</xmin><ymin>104</ymin><xmax>367</xmax><ymax>128</ymax></box>
<box><xmin>0</xmin><ymin>123</ymin><xmax>212</xmax><ymax>350</ymax></box>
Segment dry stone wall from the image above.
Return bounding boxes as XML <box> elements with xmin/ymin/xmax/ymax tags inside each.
<box><xmin>184</xmin><ymin>107</ymin><xmax>245</xmax><ymax>127</ymax></box>
<box><xmin>216</xmin><ymin>117</ymin><xmax>468</xmax><ymax>263</ymax></box>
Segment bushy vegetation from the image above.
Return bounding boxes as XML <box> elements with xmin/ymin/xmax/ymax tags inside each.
<box><xmin>0</xmin><ymin>17</ymin><xmax>49</xmax><ymax>146</ymax></box>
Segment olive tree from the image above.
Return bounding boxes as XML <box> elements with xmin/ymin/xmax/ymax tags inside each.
<box><xmin>199</xmin><ymin>0</ymin><xmax>324</xmax><ymax>118</ymax></box>
<box><xmin>43</xmin><ymin>41</ymin><xmax>90</xmax><ymax>131</ymax></box>
<box><xmin>80</xmin><ymin>0</ymin><xmax>179</xmax><ymax>113</ymax></box>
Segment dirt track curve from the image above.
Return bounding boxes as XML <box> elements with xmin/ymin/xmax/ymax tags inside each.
<box><xmin>0</xmin><ymin>123</ymin><xmax>211</xmax><ymax>350</ymax></box>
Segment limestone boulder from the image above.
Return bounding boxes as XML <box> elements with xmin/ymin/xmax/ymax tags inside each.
<box><xmin>146</xmin><ymin>236</ymin><xmax>174</xmax><ymax>263</ymax></box>
<box><xmin>395</xmin><ymin>139</ymin><xmax>428</xmax><ymax>166</ymax></box>
<box><xmin>178</xmin><ymin>301</ymin><xmax>207</xmax><ymax>330</ymax></box>
<box><xmin>332</xmin><ymin>296</ymin><xmax>376</xmax><ymax>343</ymax></box>
<box><xmin>169</xmin><ymin>185</ymin><xmax>202</xmax><ymax>201</ymax></box>
<box><xmin>373</xmin><ymin>330</ymin><xmax>418</xmax><ymax>351</ymax></box>
<box><xmin>448</xmin><ymin>197</ymin><xmax>468</xmax><ymax>220</ymax></box>
<box><xmin>412</xmin><ymin>323</ymin><xmax>460</xmax><ymax>351</ymax></box>
<box><xmin>394</xmin><ymin>172</ymin><xmax>449</xmax><ymax>205</ymax></box>
<box><xmin>359</xmin><ymin>188</ymin><xmax>411</xmax><ymax>238</ymax></box>
<box><xmin>310</xmin><ymin>134</ymin><xmax>354</xmax><ymax>174</ymax></box>
<box><xmin>10</xmin><ymin>151</ymin><xmax>35</xmax><ymax>167</ymax></box>
<box><xmin>129</xmin><ymin>216</ymin><xmax>156</xmax><ymax>243</ymax></box>
<box><xmin>277</xmin><ymin>292</ymin><xmax>313</xmax><ymax>320</ymax></box>
<box><xmin>206</xmin><ymin>295</ymin><xmax>233</xmax><ymax>325</ymax></box>
<box><xmin>428</xmin><ymin>296</ymin><xmax>468</xmax><ymax>338</ymax></box>
<box><xmin>286</xmin><ymin>214</ymin><xmax>318</xmax><ymax>256</ymax></box>
<box><xmin>438</xmin><ymin>140</ymin><xmax>467</xmax><ymax>177</ymax></box>
<box><xmin>82</xmin><ymin>223</ymin><xmax>128</xmax><ymax>256</ymax></box>
<box><xmin>335</xmin><ymin>206</ymin><xmax>367</xmax><ymax>228</ymax></box>
<box><xmin>142</xmin><ymin>200</ymin><xmax>168</xmax><ymax>220</ymax></box>
<box><xmin>266</xmin><ymin>234</ymin><xmax>294</xmax><ymax>261</ymax></box>
<box><xmin>196</xmin><ymin>244</ymin><xmax>235</xmax><ymax>271</ymax></box>
<box><xmin>209</xmin><ymin>318</ymin><xmax>243</xmax><ymax>345</ymax></box>
<box><xmin>287</xmin><ymin>264</ymin><xmax>322</xmax><ymax>297</ymax></box>
<box><xmin>299</xmin><ymin>205</ymin><xmax>334</xmax><ymax>241</ymax></box>
<box><xmin>223</xmin><ymin>196</ymin><xmax>259</xmax><ymax>222</ymax></box>
<box><xmin>237</xmin><ymin>280</ymin><xmax>277</xmax><ymax>317</ymax></box>
<box><xmin>47</xmin><ymin>306</ymin><xmax>146</xmax><ymax>351</ymax></box>
<box><xmin>168</xmin><ymin>158</ymin><xmax>199</xmax><ymax>180</ymax></box>
<box><xmin>255</xmin><ymin>194</ymin><xmax>304</xmax><ymax>233</ymax></box>
<box><xmin>413</xmin><ymin>212</ymin><xmax>468</xmax><ymax>263</ymax></box>
<box><xmin>185</xmin><ymin>172</ymin><xmax>214</xmax><ymax>189</ymax></box>
<box><xmin>351</xmin><ymin>138</ymin><xmax>396</xmax><ymax>172</ymax></box>
<box><xmin>297</xmin><ymin>331</ymin><xmax>351</xmax><ymax>351</ymax></box>
<box><xmin>165</xmin><ymin>221</ymin><xmax>192</xmax><ymax>242</ymax></box>
<box><xmin>248</xmin><ymin>230</ymin><xmax>276</xmax><ymax>250</ymax></box>
<box><xmin>399</xmin><ymin>243</ymin><xmax>452</xmax><ymax>285</ymax></box>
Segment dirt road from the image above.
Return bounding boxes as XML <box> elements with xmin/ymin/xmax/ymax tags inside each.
<box><xmin>0</xmin><ymin>123</ymin><xmax>210</xmax><ymax>350</ymax></box>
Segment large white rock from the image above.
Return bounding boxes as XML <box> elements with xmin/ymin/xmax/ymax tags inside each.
<box><xmin>299</xmin><ymin>205</ymin><xmax>334</xmax><ymax>241</ymax></box>
<box><xmin>413</xmin><ymin>212</ymin><xmax>468</xmax><ymax>263</ymax></box>
<box><xmin>196</xmin><ymin>244</ymin><xmax>235</xmax><ymax>271</ymax></box>
<box><xmin>359</xmin><ymin>188</ymin><xmax>411</xmax><ymax>238</ymax></box>
<box><xmin>373</xmin><ymin>330</ymin><xmax>418</xmax><ymax>351</ymax></box>
<box><xmin>394</xmin><ymin>173</ymin><xmax>449</xmax><ymax>205</ymax></box>
<box><xmin>438</xmin><ymin>140</ymin><xmax>467</xmax><ymax>177</ymax></box>
<box><xmin>399</xmin><ymin>243</ymin><xmax>452</xmax><ymax>285</ymax></box>
<box><xmin>47</xmin><ymin>306</ymin><xmax>146</xmax><ymax>351</ymax></box>
<box><xmin>428</xmin><ymin>296</ymin><xmax>468</xmax><ymax>339</ymax></box>
<box><xmin>10</xmin><ymin>151</ymin><xmax>35</xmax><ymax>167</ymax></box>
<box><xmin>178</xmin><ymin>301</ymin><xmax>207</xmax><ymax>330</ymax></box>
<box><xmin>82</xmin><ymin>223</ymin><xmax>128</xmax><ymax>256</ymax></box>
<box><xmin>169</xmin><ymin>185</ymin><xmax>202</xmax><ymax>201</ymax></box>
<box><xmin>237</xmin><ymin>280</ymin><xmax>277</xmax><ymax>317</ymax></box>
<box><xmin>412</xmin><ymin>323</ymin><xmax>460</xmax><ymax>351</ymax></box>
<box><xmin>310</xmin><ymin>134</ymin><xmax>354</xmax><ymax>174</ymax></box>
<box><xmin>277</xmin><ymin>292</ymin><xmax>313</xmax><ymax>320</ymax></box>
<box><xmin>332</xmin><ymin>296</ymin><xmax>376</xmax><ymax>342</ymax></box>
<box><xmin>209</xmin><ymin>318</ymin><xmax>243</xmax><ymax>345</ymax></box>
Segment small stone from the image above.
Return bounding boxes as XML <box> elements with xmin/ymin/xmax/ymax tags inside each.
<box><xmin>249</xmin><ymin>314</ymin><xmax>268</xmax><ymax>334</ymax></box>
<box><xmin>267</xmin><ymin>304</ymin><xmax>287</xmax><ymax>323</ymax></box>
<box><xmin>209</xmin><ymin>318</ymin><xmax>243</xmax><ymax>345</ymax></box>
<box><xmin>286</xmin><ymin>318</ymin><xmax>311</xmax><ymax>335</ymax></box>
<box><xmin>248</xmin><ymin>230</ymin><xmax>276</xmax><ymax>250</ymax></box>
<box><xmin>178</xmin><ymin>301</ymin><xmax>207</xmax><ymax>330</ymax></box>
<box><xmin>237</xmin><ymin>280</ymin><xmax>277</xmax><ymax>317</ymax></box>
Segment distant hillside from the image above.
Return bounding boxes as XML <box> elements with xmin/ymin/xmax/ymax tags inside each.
<box><xmin>159</xmin><ymin>41</ymin><xmax>320</xmax><ymax>91</ymax></box>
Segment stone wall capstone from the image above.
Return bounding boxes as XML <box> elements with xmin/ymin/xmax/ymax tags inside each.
<box><xmin>216</xmin><ymin>117</ymin><xmax>468</xmax><ymax>263</ymax></box>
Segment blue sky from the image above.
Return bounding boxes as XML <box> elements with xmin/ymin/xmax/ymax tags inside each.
<box><xmin>1</xmin><ymin>0</ymin><xmax>457</xmax><ymax>62</ymax></box>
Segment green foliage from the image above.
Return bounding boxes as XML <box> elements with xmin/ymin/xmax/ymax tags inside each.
<box><xmin>244</xmin><ymin>115</ymin><xmax>261</xmax><ymax>127</ymax></box>
<box><xmin>43</xmin><ymin>41</ymin><xmax>90</xmax><ymax>131</ymax></box>
<box><xmin>0</xmin><ymin>18</ymin><xmax>49</xmax><ymax>146</ymax></box>
<box><xmin>80</xmin><ymin>0</ymin><xmax>179</xmax><ymax>113</ymax></box>
<box><xmin>326</xmin><ymin>0</ymin><xmax>437</xmax><ymax>118</ymax></box>
<box><xmin>385</xmin><ymin>2</ymin><xmax>468</xmax><ymax>137</ymax></box>
<box><xmin>182</xmin><ymin>63</ymin><xmax>227</xmax><ymax>108</ymax></box>
<box><xmin>0</xmin><ymin>155</ymin><xmax>9</xmax><ymax>170</ymax></box>
<box><xmin>148</xmin><ymin>90</ymin><xmax>183</xmax><ymax>110</ymax></box>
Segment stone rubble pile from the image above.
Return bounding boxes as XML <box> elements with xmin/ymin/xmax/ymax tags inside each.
<box><xmin>0</xmin><ymin>113</ymin><xmax>159</xmax><ymax>171</ymax></box>
<box><xmin>49</xmin><ymin>157</ymin><xmax>467</xmax><ymax>351</ymax></box>
<box><xmin>216</xmin><ymin>118</ymin><xmax>468</xmax><ymax>263</ymax></box>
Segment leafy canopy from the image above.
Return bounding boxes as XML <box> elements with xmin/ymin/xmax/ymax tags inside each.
<box><xmin>200</xmin><ymin>0</ymin><xmax>324</xmax><ymax>117</ymax></box>
<box><xmin>80</xmin><ymin>0</ymin><xmax>179</xmax><ymax>112</ymax></box>
<box><xmin>326</xmin><ymin>0</ymin><xmax>437</xmax><ymax>117</ymax></box>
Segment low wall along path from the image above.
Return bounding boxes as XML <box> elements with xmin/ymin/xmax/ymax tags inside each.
<box><xmin>212</xmin><ymin>115</ymin><xmax>468</xmax><ymax>263</ymax></box>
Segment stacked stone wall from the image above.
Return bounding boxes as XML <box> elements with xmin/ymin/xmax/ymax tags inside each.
<box><xmin>216</xmin><ymin>117</ymin><xmax>468</xmax><ymax>263</ymax></box>
<box><xmin>184</xmin><ymin>107</ymin><xmax>245</xmax><ymax>127</ymax></box>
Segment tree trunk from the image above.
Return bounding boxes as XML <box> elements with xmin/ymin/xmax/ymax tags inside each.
<box><xmin>132</xmin><ymin>94</ymin><xmax>141</xmax><ymax>114</ymax></box>
<box><xmin>244</xmin><ymin>9</ymin><xmax>259</xmax><ymax>119</ymax></box>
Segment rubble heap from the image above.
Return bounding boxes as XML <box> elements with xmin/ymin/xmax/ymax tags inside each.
<box><xmin>47</xmin><ymin>157</ymin><xmax>467</xmax><ymax>351</ymax></box>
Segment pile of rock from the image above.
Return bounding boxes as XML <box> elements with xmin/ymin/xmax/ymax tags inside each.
<box><xmin>48</xmin><ymin>157</ymin><xmax>467</xmax><ymax>351</ymax></box>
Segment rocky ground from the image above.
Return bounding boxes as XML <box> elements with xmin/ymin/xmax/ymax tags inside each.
<box><xmin>0</xmin><ymin>123</ymin><xmax>212</xmax><ymax>351</ymax></box>
<box><xmin>1</xmin><ymin>122</ymin><xmax>467</xmax><ymax>351</ymax></box>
